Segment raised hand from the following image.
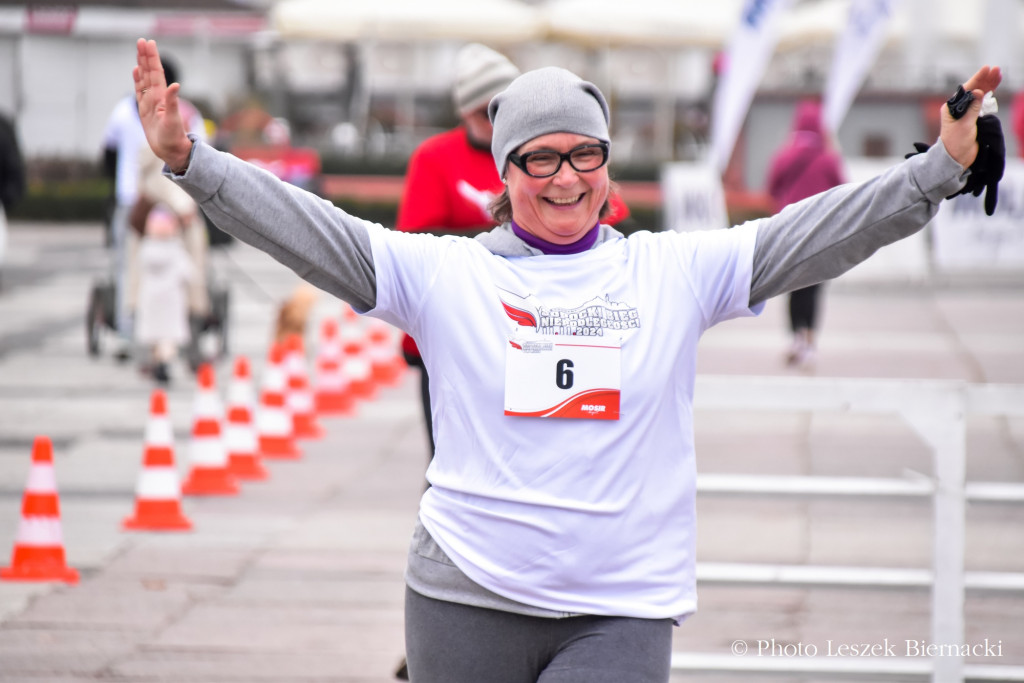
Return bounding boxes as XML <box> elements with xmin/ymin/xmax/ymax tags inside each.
<box><xmin>935</xmin><ymin>66</ymin><xmax>1006</xmax><ymax>216</ymax></box>
<box><xmin>133</xmin><ymin>38</ymin><xmax>193</xmax><ymax>173</ymax></box>
<box><xmin>939</xmin><ymin>65</ymin><xmax>1001</xmax><ymax>168</ymax></box>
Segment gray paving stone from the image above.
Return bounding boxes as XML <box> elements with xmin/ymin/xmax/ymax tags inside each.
<box><xmin>111</xmin><ymin>650</ymin><xmax>399</xmax><ymax>681</ymax></box>
<box><xmin>224</xmin><ymin>576</ymin><xmax>405</xmax><ymax>609</ymax></box>
<box><xmin>2</xmin><ymin>222</ymin><xmax>1022</xmax><ymax>681</ymax></box>
<box><xmin>7</xmin><ymin>578</ymin><xmax>207</xmax><ymax>630</ymax></box>
<box><xmin>150</xmin><ymin>603</ymin><xmax>403</xmax><ymax>652</ymax></box>
<box><xmin>0</xmin><ymin>627</ymin><xmax>138</xmax><ymax>676</ymax></box>
<box><xmin>0</xmin><ymin>678</ymin><xmax>124</xmax><ymax>683</ymax></box>
<box><xmin>697</xmin><ymin>498</ymin><xmax>809</xmax><ymax>564</ymax></box>
<box><xmin>249</xmin><ymin>549</ymin><xmax>407</xmax><ymax>578</ymax></box>
<box><xmin>100</xmin><ymin>545</ymin><xmax>256</xmax><ymax>582</ymax></box>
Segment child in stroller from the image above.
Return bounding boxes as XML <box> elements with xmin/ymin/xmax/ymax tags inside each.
<box><xmin>88</xmin><ymin>145</ymin><xmax>229</xmax><ymax>371</ymax></box>
<box><xmin>135</xmin><ymin>203</ymin><xmax>193</xmax><ymax>383</ymax></box>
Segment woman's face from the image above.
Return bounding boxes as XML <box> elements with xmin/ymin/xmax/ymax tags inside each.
<box><xmin>506</xmin><ymin>132</ymin><xmax>609</xmax><ymax>245</ymax></box>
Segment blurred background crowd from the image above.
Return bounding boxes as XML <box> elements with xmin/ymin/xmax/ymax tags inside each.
<box><xmin>0</xmin><ymin>0</ymin><xmax>1022</xmax><ymax>231</ymax></box>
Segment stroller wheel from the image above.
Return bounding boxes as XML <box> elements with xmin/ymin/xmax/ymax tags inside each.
<box><xmin>210</xmin><ymin>284</ymin><xmax>230</xmax><ymax>358</ymax></box>
<box><xmin>185</xmin><ymin>319</ymin><xmax>204</xmax><ymax>373</ymax></box>
<box><xmin>86</xmin><ymin>284</ymin><xmax>105</xmax><ymax>357</ymax></box>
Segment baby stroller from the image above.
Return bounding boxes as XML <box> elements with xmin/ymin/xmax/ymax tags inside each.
<box><xmin>86</xmin><ymin>274</ymin><xmax>230</xmax><ymax>372</ymax></box>
<box><xmin>86</xmin><ymin>207</ymin><xmax>231</xmax><ymax>373</ymax></box>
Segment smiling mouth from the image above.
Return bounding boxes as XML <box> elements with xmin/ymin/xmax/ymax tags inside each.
<box><xmin>544</xmin><ymin>194</ymin><xmax>584</xmax><ymax>206</ymax></box>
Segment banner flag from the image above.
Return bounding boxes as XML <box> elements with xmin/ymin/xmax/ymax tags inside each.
<box><xmin>823</xmin><ymin>0</ymin><xmax>900</xmax><ymax>136</ymax></box>
<box><xmin>710</xmin><ymin>0</ymin><xmax>795</xmax><ymax>173</ymax></box>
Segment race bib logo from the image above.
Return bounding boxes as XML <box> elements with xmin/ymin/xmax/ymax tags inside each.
<box><xmin>498</xmin><ymin>289</ymin><xmax>640</xmax><ymax>337</ymax></box>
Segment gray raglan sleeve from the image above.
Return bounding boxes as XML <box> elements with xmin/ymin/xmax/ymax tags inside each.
<box><xmin>166</xmin><ymin>138</ymin><xmax>378</xmax><ymax>311</ymax></box>
<box><xmin>748</xmin><ymin>141</ymin><xmax>968</xmax><ymax>306</ymax></box>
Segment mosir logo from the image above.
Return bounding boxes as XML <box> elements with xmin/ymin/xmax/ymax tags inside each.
<box><xmin>498</xmin><ymin>290</ymin><xmax>640</xmax><ymax>337</ymax></box>
<box><xmin>581</xmin><ymin>405</ymin><xmax>606</xmax><ymax>414</ymax></box>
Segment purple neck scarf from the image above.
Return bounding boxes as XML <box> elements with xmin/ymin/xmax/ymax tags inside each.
<box><xmin>510</xmin><ymin>220</ymin><xmax>600</xmax><ymax>255</ymax></box>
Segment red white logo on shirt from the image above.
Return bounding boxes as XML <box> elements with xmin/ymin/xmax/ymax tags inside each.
<box><xmin>498</xmin><ymin>290</ymin><xmax>641</xmax><ymax>337</ymax></box>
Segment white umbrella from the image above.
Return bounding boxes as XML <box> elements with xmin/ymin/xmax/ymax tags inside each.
<box><xmin>541</xmin><ymin>0</ymin><xmax>743</xmax><ymax>48</ymax></box>
<box><xmin>271</xmin><ymin>0</ymin><xmax>544</xmax><ymax>43</ymax></box>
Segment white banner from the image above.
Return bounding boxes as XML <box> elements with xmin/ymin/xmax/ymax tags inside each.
<box><xmin>661</xmin><ymin>161</ymin><xmax>729</xmax><ymax>232</ymax></box>
<box><xmin>931</xmin><ymin>159</ymin><xmax>1024</xmax><ymax>270</ymax></box>
<box><xmin>710</xmin><ymin>0</ymin><xmax>795</xmax><ymax>173</ymax></box>
<box><xmin>823</xmin><ymin>0</ymin><xmax>899</xmax><ymax>137</ymax></box>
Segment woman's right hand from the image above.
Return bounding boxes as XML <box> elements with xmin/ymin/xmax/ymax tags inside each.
<box><xmin>133</xmin><ymin>38</ymin><xmax>193</xmax><ymax>173</ymax></box>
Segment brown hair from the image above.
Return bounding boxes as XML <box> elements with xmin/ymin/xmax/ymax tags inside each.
<box><xmin>488</xmin><ymin>180</ymin><xmax>620</xmax><ymax>225</ymax></box>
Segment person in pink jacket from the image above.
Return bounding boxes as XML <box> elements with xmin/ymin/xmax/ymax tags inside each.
<box><xmin>1012</xmin><ymin>91</ymin><xmax>1024</xmax><ymax>158</ymax></box>
<box><xmin>766</xmin><ymin>100</ymin><xmax>846</xmax><ymax>368</ymax></box>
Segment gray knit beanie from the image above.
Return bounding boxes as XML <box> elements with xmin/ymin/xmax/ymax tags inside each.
<box><xmin>488</xmin><ymin>66</ymin><xmax>610</xmax><ymax>177</ymax></box>
<box><xmin>453</xmin><ymin>43</ymin><xmax>521</xmax><ymax>117</ymax></box>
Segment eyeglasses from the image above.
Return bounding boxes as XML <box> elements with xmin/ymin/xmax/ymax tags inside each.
<box><xmin>508</xmin><ymin>143</ymin><xmax>609</xmax><ymax>178</ymax></box>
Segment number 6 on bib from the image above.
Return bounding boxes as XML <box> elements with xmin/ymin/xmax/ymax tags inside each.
<box><xmin>504</xmin><ymin>335</ymin><xmax>621</xmax><ymax>420</ymax></box>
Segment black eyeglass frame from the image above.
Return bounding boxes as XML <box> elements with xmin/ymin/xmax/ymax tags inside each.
<box><xmin>507</xmin><ymin>142</ymin><xmax>610</xmax><ymax>178</ymax></box>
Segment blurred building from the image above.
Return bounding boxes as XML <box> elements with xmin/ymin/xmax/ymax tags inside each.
<box><xmin>0</xmin><ymin>0</ymin><xmax>1021</xmax><ymax>193</ymax></box>
<box><xmin>0</xmin><ymin>2</ymin><xmax>265</xmax><ymax>159</ymax></box>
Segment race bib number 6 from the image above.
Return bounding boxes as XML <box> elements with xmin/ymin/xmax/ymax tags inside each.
<box><xmin>504</xmin><ymin>335</ymin><xmax>621</xmax><ymax>420</ymax></box>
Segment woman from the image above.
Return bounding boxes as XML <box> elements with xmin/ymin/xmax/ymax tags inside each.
<box><xmin>766</xmin><ymin>99</ymin><xmax>846</xmax><ymax>368</ymax></box>
<box><xmin>134</xmin><ymin>38</ymin><xmax>1000</xmax><ymax>683</ymax></box>
<box><xmin>396</xmin><ymin>43</ymin><xmax>630</xmax><ymax>483</ymax></box>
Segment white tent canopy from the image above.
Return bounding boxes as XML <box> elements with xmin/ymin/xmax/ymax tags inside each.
<box><xmin>273</xmin><ymin>0</ymin><xmax>747</xmax><ymax>49</ymax></box>
<box><xmin>541</xmin><ymin>0</ymin><xmax>743</xmax><ymax>48</ymax></box>
<box><xmin>775</xmin><ymin>0</ymin><xmax>986</xmax><ymax>51</ymax></box>
<box><xmin>270</xmin><ymin>0</ymin><xmax>544</xmax><ymax>43</ymax></box>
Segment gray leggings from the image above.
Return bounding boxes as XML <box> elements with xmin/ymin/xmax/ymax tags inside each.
<box><xmin>405</xmin><ymin>587</ymin><xmax>674</xmax><ymax>683</ymax></box>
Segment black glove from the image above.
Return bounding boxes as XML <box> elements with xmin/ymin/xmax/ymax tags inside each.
<box><xmin>903</xmin><ymin>89</ymin><xmax>1006</xmax><ymax>216</ymax></box>
<box><xmin>904</xmin><ymin>142</ymin><xmax>930</xmax><ymax>159</ymax></box>
<box><xmin>959</xmin><ymin>114</ymin><xmax>1004</xmax><ymax>216</ymax></box>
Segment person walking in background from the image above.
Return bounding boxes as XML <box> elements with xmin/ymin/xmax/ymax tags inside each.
<box><xmin>0</xmin><ymin>110</ymin><xmax>26</xmax><ymax>289</ymax></box>
<box><xmin>135</xmin><ymin>37</ymin><xmax>1001</xmax><ymax>681</ymax></box>
<box><xmin>1013</xmin><ymin>91</ymin><xmax>1024</xmax><ymax>156</ymax></box>
<box><xmin>766</xmin><ymin>99</ymin><xmax>846</xmax><ymax>369</ymax></box>
<box><xmin>134</xmin><ymin>203</ymin><xmax>195</xmax><ymax>384</ymax></box>
<box><xmin>102</xmin><ymin>53</ymin><xmax>206</xmax><ymax>360</ymax></box>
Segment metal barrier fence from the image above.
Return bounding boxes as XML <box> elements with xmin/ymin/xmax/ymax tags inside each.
<box><xmin>673</xmin><ymin>376</ymin><xmax>1024</xmax><ymax>683</ymax></box>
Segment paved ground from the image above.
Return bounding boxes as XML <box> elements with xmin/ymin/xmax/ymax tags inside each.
<box><xmin>0</xmin><ymin>221</ymin><xmax>1022</xmax><ymax>682</ymax></box>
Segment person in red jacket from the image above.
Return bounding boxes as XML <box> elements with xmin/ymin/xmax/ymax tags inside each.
<box><xmin>395</xmin><ymin>43</ymin><xmax>521</xmax><ymax>467</ymax></box>
<box><xmin>397</xmin><ymin>43</ymin><xmax>631</xmax><ymax>464</ymax></box>
<box><xmin>766</xmin><ymin>100</ymin><xmax>846</xmax><ymax>368</ymax></box>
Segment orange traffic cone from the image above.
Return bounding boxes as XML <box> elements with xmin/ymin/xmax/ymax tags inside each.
<box><xmin>340</xmin><ymin>323</ymin><xmax>377</xmax><ymax>402</ymax></box>
<box><xmin>284</xmin><ymin>333</ymin><xmax>325</xmax><ymax>440</ymax></box>
<box><xmin>123</xmin><ymin>390</ymin><xmax>193</xmax><ymax>531</ymax></box>
<box><xmin>257</xmin><ymin>343</ymin><xmax>302</xmax><ymax>460</ymax></box>
<box><xmin>225</xmin><ymin>356</ymin><xmax>269</xmax><ymax>480</ymax></box>
<box><xmin>181</xmin><ymin>364</ymin><xmax>239</xmax><ymax>496</ymax></box>
<box><xmin>1</xmin><ymin>436</ymin><xmax>79</xmax><ymax>583</ymax></box>
<box><xmin>314</xmin><ymin>317</ymin><xmax>355</xmax><ymax>416</ymax></box>
<box><xmin>366</xmin><ymin>318</ymin><xmax>406</xmax><ymax>387</ymax></box>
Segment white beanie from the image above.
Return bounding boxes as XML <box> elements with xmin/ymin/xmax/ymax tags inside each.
<box><xmin>453</xmin><ymin>43</ymin><xmax>521</xmax><ymax>117</ymax></box>
<box><xmin>488</xmin><ymin>67</ymin><xmax>611</xmax><ymax>177</ymax></box>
